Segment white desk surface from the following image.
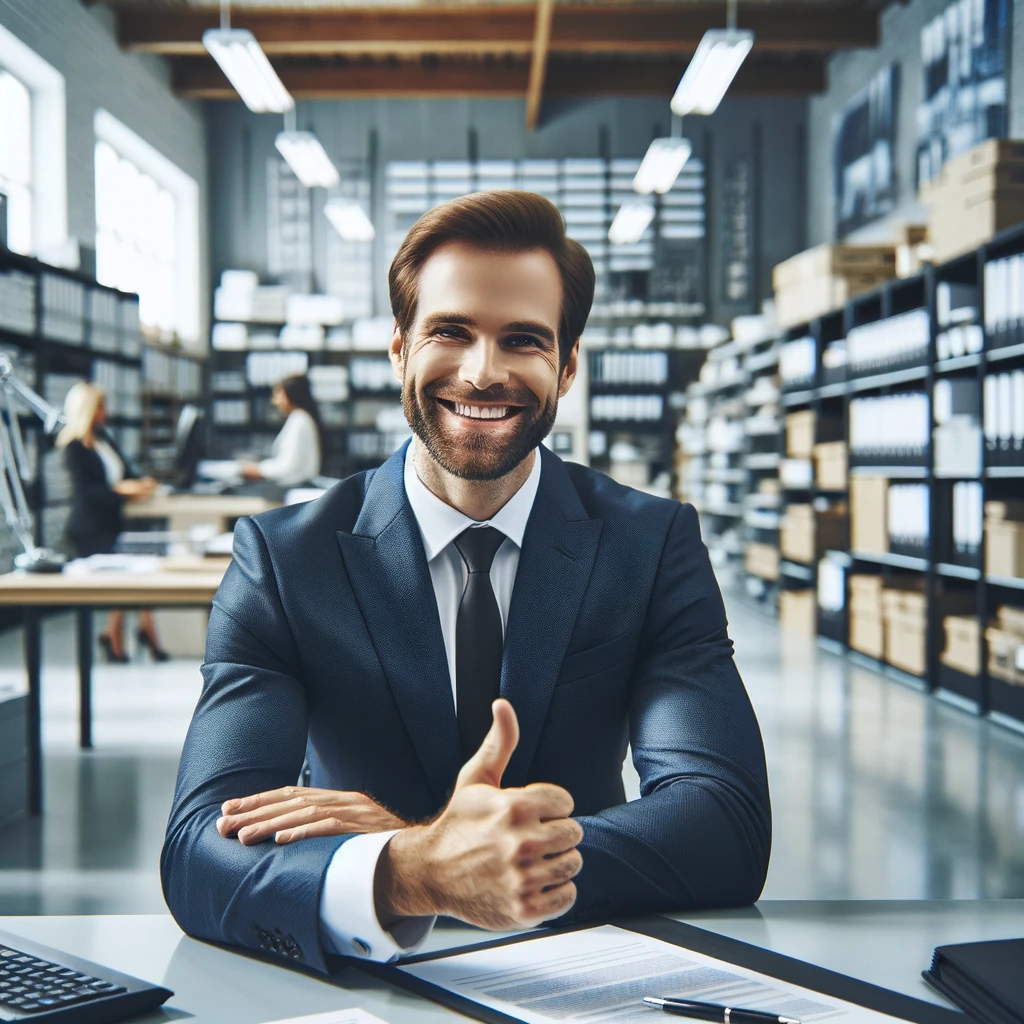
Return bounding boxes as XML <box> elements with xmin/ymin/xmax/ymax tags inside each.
<box><xmin>1</xmin><ymin>902</ymin><xmax>1021</xmax><ymax>1023</ymax></box>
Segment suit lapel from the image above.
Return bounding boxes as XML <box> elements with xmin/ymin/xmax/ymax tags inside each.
<box><xmin>501</xmin><ymin>448</ymin><xmax>602</xmax><ymax>788</ymax></box>
<box><xmin>336</xmin><ymin>444</ymin><xmax>461</xmax><ymax>806</ymax></box>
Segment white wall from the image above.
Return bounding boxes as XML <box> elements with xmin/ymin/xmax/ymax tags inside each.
<box><xmin>0</xmin><ymin>0</ymin><xmax>210</xmax><ymax>343</ymax></box>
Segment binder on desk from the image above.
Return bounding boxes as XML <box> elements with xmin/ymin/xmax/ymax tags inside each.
<box><xmin>923</xmin><ymin>938</ymin><xmax>1024</xmax><ymax>1024</ymax></box>
<box><xmin>360</xmin><ymin>918</ymin><xmax>966</xmax><ymax>1024</ymax></box>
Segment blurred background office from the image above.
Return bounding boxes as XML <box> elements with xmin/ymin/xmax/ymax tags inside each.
<box><xmin>1</xmin><ymin>0</ymin><xmax>1023</xmax><ymax>918</ymax></box>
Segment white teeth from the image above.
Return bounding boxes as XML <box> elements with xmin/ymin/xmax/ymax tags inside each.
<box><xmin>453</xmin><ymin>402</ymin><xmax>508</xmax><ymax>420</ymax></box>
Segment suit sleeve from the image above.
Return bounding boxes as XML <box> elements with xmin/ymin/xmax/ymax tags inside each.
<box><xmin>160</xmin><ymin>516</ymin><xmax>356</xmax><ymax>973</ymax></box>
<box><xmin>568</xmin><ymin>502</ymin><xmax>771</xmax><ymax>921</ymax></box>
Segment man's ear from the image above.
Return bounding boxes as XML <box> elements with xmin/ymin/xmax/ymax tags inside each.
<box><xmin>558</xmin><ymin>338</ymin><xmax>581</xmax><ymax>398</ymax></box>
<box><xmin>389</xmin><ymin>321</ymin><xmax>404</xmax><ymax>382</ymax></box>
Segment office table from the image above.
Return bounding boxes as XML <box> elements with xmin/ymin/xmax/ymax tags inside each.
<box><xmin>0</xmin><ymin>559</ymin><xmax>228</xmax><ymax>815</ymax></box>
<box><xmin>0</xmin><ymin>902</ymin><xmax>1020</xmax><ymax>1024</ymax></box>
<box><xmin>125</xmin><ymin>493</ymin><xmax>278</xmax><ymax>535</ymax></box>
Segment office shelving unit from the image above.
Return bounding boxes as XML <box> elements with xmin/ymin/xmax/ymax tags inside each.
<box><xmin>141</xmin><ymin>344</ymin><xmax>205</xmax><ymax>479</ymax></box>
<box><xmin>0</xmin><ymin>245</ymin><xmax>146</xmax><ymax>627</ymax></box>
<box><xmin>750</xmin><ymin>221</ymin><xmax>1024</xmax><ymax>730</ymax></box>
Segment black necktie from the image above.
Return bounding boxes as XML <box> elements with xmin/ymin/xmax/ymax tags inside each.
<box><xmin>453</xmin><ymin>525</ymin><xmax>507</xmax><ymax>763</ymax></box>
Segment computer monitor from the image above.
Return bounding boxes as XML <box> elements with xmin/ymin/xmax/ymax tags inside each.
<box><xmin>173</xmin><ymin>404</ymin><xmax>206</xmax><ymax>489</ymax></box>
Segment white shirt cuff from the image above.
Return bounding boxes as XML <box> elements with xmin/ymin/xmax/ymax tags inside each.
<box><xmin>319</xmin><ymin>830</ymin><xmax>435</xmax><ymax>963</ymax></box>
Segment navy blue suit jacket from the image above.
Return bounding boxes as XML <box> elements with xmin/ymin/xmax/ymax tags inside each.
<box><xmin>161</xmin><ymin>443</ymin><xmax>771</xmax><ymax>973</ymax></box>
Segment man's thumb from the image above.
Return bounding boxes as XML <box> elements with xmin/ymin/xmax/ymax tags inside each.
<box><xmin>456</xmin><ymin>699</ymin><xmax>519</xmax><ymax>789</ymax></box>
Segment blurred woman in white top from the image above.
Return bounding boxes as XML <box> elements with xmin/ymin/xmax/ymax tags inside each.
<box><xmin>240</xmin><ymin>374</ymin><xmax>323</xmax><ymax>487</ymax></box>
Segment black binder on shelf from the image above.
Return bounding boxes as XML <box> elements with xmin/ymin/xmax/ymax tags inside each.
<box><xmin>923</xmin><ymin>938</ymin><xmax>1024</xmax><ymax>1024</ymax></box>
<box><xmin>358</xmin><ymin>917</ymin><xmax>968</xmax><ymax>1024</ymax></box>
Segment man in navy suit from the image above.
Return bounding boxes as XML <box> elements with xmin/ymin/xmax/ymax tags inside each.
<box><xmin>162</xmin><ymin>190</ymin><xmax>770</xmax><ymax>973</ymax></box>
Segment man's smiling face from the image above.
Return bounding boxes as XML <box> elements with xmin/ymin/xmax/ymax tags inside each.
<box><xmin>390</xmin><ymin>239</ymin><xmax>578</xmax><ymax>481</ymax></box>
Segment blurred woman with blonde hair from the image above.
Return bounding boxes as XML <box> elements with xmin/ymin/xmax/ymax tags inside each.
<box><xmin>59</xmin><ymin>382</ymin><xmax>168</xmax><ymax>662</ymax></box>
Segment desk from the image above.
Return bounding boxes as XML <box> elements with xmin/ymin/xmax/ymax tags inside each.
<box><xmin>125</xmin><ymin>494</ymin><xmax>278</xmax><ymax>534</ymax></box>
<box><xmin>0</xmin><ymin>559</ymin><xmax>228</xmax><ymax>815</ymax></box>
<box><xmin>0</xmin><ymin>903</ymin><xmax>1020</xmax><ymax>1024</ymax></box>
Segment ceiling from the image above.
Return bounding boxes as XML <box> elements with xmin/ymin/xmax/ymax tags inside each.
<box><xmin>84</xmin><ymin>0</ymin><xmax>892</xmax><ymax>128</ymax></box>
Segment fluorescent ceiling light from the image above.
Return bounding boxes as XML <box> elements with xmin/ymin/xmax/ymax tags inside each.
<box><xmin>608</xmin><ymin>201</ymin><xmax>655</xmax><ymax>245</ymax></box>
<box><xmin>670</xmin><ymin>29</ymin><xmax>754</xmax><ymax>117</ymax></box>
<box><xmin>633</xmin><ymin>137</ymin><xmax>693</xmax><ymax>195</ymax></box>
<box><xmin>203</xmin><ymin>27</ymin><xmax>293</xmax><ymax>114</ymax></box>
<box><xmin>275</xmin><ymin>131</ymin><xmax>340</xmax><ymax>188</ymax></box>
<box><xmin>325</xmin><ymin>199</ymin><xmax>376</xmax><ymax>241</ymax></box>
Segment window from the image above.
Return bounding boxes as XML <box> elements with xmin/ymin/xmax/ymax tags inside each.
<box><xmin>94</xmin><ymin>111</ymin><xmax>200</xmax><ymax>346</ymax></box>
<box><xmin>96</xmin><ymin>140</ymin><xmax>178</xmax><ymax>339</ymax></box>
<box><xmin>0</xmin><ymin>70</ymin><xmax>33</xmax><ymax>255</ymax></box>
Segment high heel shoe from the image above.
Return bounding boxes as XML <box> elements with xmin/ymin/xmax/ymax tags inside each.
<box><xmin>98</xmin><ymin>635</ymin><xmax>130</xmax><ymax>664</ymax></box>
<box><xmin>137</xmin><ymin>629</ymin><xmax>171</xmax><ymax>662</ymax></box>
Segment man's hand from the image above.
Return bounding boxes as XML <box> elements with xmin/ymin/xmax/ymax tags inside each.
<box><xmin>216</xmin><ymin>787</ymin><xmax>407</xmax><ymax>846</ymax></box>
<box><xmin>376</xmin><ymin>699</ymin><xmax>583</xmax><ymax>931</ymax></box>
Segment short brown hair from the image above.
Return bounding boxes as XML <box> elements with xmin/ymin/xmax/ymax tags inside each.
<box><xmin>389</xmin><ymin>190</ymin><xmax>595</xmax><ymax>367</ymax></box>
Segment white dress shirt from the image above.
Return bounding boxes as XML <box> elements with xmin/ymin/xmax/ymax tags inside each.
<box><xmin>257</xmin><ymin>408</ymin><xmax>321</xmax><ymax>486</ymax></box>
<box><xmin>319</xmin><ymin>442</ymin><xmax>542</xmax><ymax>962</ymax></box>
<box><xmin>93</xmin><ymin>438</ymin><xmax>125</xmax><ymax>487</ymax></box>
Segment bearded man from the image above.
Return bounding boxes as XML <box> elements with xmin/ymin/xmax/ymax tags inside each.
<box><xmin>161</xmin><ymin>190</ymin><xmax>771</xmax><ymax>972</ymax></box>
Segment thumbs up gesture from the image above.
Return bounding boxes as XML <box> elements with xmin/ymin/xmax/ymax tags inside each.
<box><xmin>376</xmin><ymin>700</ymin><xmax>584</xmax><ymax>931</ymax></box>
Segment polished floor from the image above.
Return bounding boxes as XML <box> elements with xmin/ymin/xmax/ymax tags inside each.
<box><xmin>1</xmin><ymin>595</ymin><xmax>1023</xmax><ymax>915</ymax></box>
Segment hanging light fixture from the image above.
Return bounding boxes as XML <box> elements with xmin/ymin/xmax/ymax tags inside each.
<box><xmin>633</xmin><ymin>135</ymin><xmax>693</xmax><ymax>196</ymax></box>
<box><xmin>670</xmin><ymin>0</ymin><xmax>753</xmax><ymax>117</ymax></box>
<box><xmin>203</xmin><ymin>1</ymin><xmax>294</xmax><ymax>114</ymax></box>
<box><xmin>275</xmin><ymin>130</ymin><xmax>340</xmax><ymax>189</ymax></box>
<box><xmin>608</xmin><ymin>200</ymin><xmax>655</xmax><ymax>245</ymax></box>
<box><xmin>325</xmin><ymin>199</ymin><xmax>376</xmax><ymax>242</ymax></box>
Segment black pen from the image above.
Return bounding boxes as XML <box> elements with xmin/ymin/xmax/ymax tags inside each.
<box><xmin>643</xmin><ymin>997</ymin><xmax>802</xmax><ymax>1024</ymax></box>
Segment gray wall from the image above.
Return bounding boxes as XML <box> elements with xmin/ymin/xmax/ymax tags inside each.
<box><xmin>808</xmin><ymin>0</ymin><xmax>1024</xmax><ymax>246</ymax></box>
<box><xmin>207</xmin><ymin>95</ymin><xmax>808</xmax><ymax>326</ymax></box>
<box><xmin>0</xmin><ymin>0</ymin><xmax>209</xmax><ymax>340</ymax></box>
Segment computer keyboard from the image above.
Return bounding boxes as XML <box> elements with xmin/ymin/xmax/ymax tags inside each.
<box><xmin>0</xmin><ymin>929</ymin><xmax>172</xmax><ymax>1023</ymax></box>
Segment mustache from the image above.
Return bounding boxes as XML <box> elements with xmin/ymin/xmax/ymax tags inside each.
<box><xmin>422</xmin><ymin>378</ymin><xmax>538</xmax><ymax>408</ymax></box>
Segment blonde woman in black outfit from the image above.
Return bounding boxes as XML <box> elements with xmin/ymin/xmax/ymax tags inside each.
<box><xmin>57</xmin><ymin>382</ymin><xmax>168</xmax><ymax>663</ymax></box>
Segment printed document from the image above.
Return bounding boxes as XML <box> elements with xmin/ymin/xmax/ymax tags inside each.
<box><xmin>400</xmin><ymin>924</ymin><xmax>909</xmax><ymax>1024</ymax></box>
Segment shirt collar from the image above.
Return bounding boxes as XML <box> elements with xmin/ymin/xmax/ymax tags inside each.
<box><xmin>403</xmin><ymin>440</ymin><xmax>542</xmax><ymax>562</ymax></box>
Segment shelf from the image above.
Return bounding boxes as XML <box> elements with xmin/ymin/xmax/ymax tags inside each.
<box><xmin>695</xmin><ymin>502</ymin><xmax>743</xmax><ymax>517</ymax></box>
<box><xmin>848</xmin><ymin>364</ymin><xmax>929</xmax><ymax>392</ymax></box>
<box><xmin>781</xmin><ymin>388</ymin><xmax>815</xmax><ymax>406</ymax></box>
<box><xmin>987</xmin><ymin>341</ymin><xmax>1024</xmax><ymax>363</ymax></box>
<box><xmin>818</xmin><ymin>381</ymin><xmax>847</xmax><ymax>399</ymax></box>
<box><xmin>780</xmin><ymin>560</ymin><xmax>815</xmax><ymax>581</ymax></box>
<box><xmin>849</xmin><ymin>464</ymin><xmax>928</xmax><ymax>478</ymax></box>
<box><xmin>743</xmin><ymin>453</ymin><xmax>781</xmax><ymax>470</ymax></box>
<box><xmin>936</xmin><ymin>563</ymin><xmax>981</xmax><ymax>580</ymax></box>
<box><xmin>705</xmin><ymin>469</ymin><xmax>747</xmax><ymax>484</ymax></box>
<box><xmin>987</xmin><ymin>574</ymin><xmax>1024</xmax><ymax>590</ymax></box>
<box><xmin>935</xmin><ymin>353</ymin><xmax>982</xmax><ymax>372</ymax></box>
<box><xmin>985</xmin><ymin>466</ymin><xmax>1024</xmax><ymax>478</ymax></box>
<box><xmin>934</xmin><ymin>469</ymin><xmax>981</xmax><ymax>479</ymax></box>
<box><xmin>851</xmin><ymin>550</ymin><xmax>929</xmax><ymax>571</ymax></box>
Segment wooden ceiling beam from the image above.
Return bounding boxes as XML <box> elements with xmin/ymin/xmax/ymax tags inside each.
<box><xmin>525</xmin><ymin>0</ymin><xmax>554</xmax><ymax>131</ymax></box>
<box><xmin>172</xmin><ymin>55</ymin><xmax>827</xmax><ymax>101</ymax></box>
<box><xmin>120</xmin><ymin>4</ymin><xmax>878</xmax><ymax>57</ymax></box>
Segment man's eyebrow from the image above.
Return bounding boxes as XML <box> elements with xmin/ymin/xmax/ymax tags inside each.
<box><xmin>504</xmin><ymin>321</ymin><xmax>557</xmax><ymax>344</ymax></box>
<box><xmin>420</xmin><ymin>312</ymin><xmax>478</xmax><ymax>331</ymax></box>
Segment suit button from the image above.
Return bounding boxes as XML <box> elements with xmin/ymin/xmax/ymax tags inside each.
<box><xmin>351</xmin><ymin>939</ymin><xmax>371</xmax><ymax>958</ymax></box>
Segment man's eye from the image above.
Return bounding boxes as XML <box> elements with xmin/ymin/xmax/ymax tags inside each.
<box><xmin>507</xmin><ymin>335</ymin><xmax>541</xmax><ymax>348</ymax></box>
<box><xmin>434</xmin><ymin>327</ymin><xmax>465</xmax><ymax>339</ymax></box>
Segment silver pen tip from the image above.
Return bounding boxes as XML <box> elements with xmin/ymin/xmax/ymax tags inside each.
<box><xmin>779</xmin><ymin>1017</ymin><xmax>803</xmax><ymax>1023</ymax></box>
<box><xmin>644</xmin><ymin>998</ymin><xmax>667</xmax><ymax>1007</ymax></box>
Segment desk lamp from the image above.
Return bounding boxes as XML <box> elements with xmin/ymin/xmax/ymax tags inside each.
<box><xmin>0</xmin><ymin>351</ymin><xmax>66</xmax><ymax>572</ymax></box>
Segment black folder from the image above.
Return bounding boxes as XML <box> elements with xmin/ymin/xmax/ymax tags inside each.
<box><xmin>359</xmin><ymin>916</ymin><xmax>969</xmax><ymax>1024</ymax></box>
<box><xmin>923</xmin><ymin>938</ymin><xmax>1024</xmax><ymax>1024</ymax></box>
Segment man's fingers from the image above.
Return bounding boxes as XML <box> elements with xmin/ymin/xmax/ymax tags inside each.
<box><xmin>456</xmin><ymin>699</ymin><xmax>520</xmax><ymax>790</ymax></box>
<box><xmin>218</xmin><ymin>790</ymin><xmax>377</xmax><ymax>833</ymax></box>
<box><xmin>274</xmin><ymin>819</ymin><xmax>357</xmax><ymax>845</ymax></box>
<box><xmin>221</xmin><ymin>787</ymin><xmax>305</xmax><ymax>815</ymax></box>
<box><xmin>521</xmin><ymin>782</ymin><xmax>575</xmax><ymax>820</ymax></box>
<box><xmin>236</xmin><ymin>805</ymin><xmax>365</xmax><ymax>845</ymax></box>
<box><xmin>513</xmin><ymin>819</ymin><xmax>584</xmax><ymax>864</ymax></box>
<box><xmin>520</xmin><ymin>881</ymin><xmax>578</xmax><ymax>925</ymax></box>
<box><xmin>518</xmin><ymin>849</ymin><xmax>583</xmax><ymax>892</ymax></box>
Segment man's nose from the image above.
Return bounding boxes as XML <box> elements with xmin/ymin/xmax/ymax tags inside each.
<box><xmin>459</xmin><ymin>339</ymin><xmax>509</xmax><ymax>391</ymax></box>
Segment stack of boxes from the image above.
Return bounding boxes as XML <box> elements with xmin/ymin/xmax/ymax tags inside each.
<box><xmin>921</xmin><ymin>139</ymin><xmax>1024</xmax><ymax>264</ymax></box>
<box><xmin>814</xmin><ymin>441</ymin><xmax>847</xmax><ymax>490</ymax></box>
<box><xmin>882</xmin><ymin>587</ymin><xmax>928</xmax><ymax>677</ymax></box>
<box><xmin>773</xmin><ymin>244</ymin><xmax>896</xmax><ymax>329</ymax></box>
<box><xmin>942</xmin><ymin>615</ymin><xmax>980</xmax><ymax>678</ymax></box>
<box><xmin>985</xmin><ymin>501</ymin><xmax>1024</xmax><ymax>580</ymax></box>
<box><xmin>849</xmin><ymin>575</ymin><xmax>884</xmax><ymax>659</ymax></box>
<box><xmin>850</xmin><ymin>476</ymin><xmax>888</xmax><ymax>554</ymax></box>
<box><xmin>987</xmin><ymin>606</ymin><xmax>1024</xmax><ymax>688</ymax></box>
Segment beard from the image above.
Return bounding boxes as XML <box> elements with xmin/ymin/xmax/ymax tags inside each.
<box><xmin>403</xmin><ymin>373</ymin><xmax>558</xmax><ymax>481</ymax></box>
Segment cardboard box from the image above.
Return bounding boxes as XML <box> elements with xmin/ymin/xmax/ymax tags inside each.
<box><xmin>786</xmin><ymin>410</ymin><xmax>816</xmax><ymax>459</ymax></box>
<box><xmin>775</xmin><ymin>273</ymin><xmax>892</xmax><ymax>330</ymax></box>
<box><xmin>745</xmin><ymin>542</ymin><xmax>780</xmax><ymax>581</ymax></box>
<box><xmin>985</xmin><ymin>519</ymin><xmax>1024</xmax><ymax>579</ymax></box>
<box><xmin>986</xmin><ymin>501</ymin><xmax>1024</xmax><ymax>522</ymax></box>
<box><xmin>773</xmin><ymin>244</ymin><xmax>896</xmax><ymax>290</ymax></box>
<box><xmin>817</xmin><ymin>502</ymin><xmax>848</xmax><ymax>553</ymax></box>
<box><xmin>986</xmin><ymin>627</ymin><xmax>1024</xmax><ymax>686</ymax></box>
<box><xmin>941</xmin><ymin>615</ymin><xmax>981</xmax><ymax>677</ymax></box>
<box><xmin>928</xmin><ymin>194</ymin><xmax>1024</xmax><ymax>263</ymax></box>
<box><xmin>850</xmin><ymin>612</ymin><xmax>884</xmax><ymax>659</ymax></box>
<box><xmin>997</xmin><ymin>605</ymin><xmax>1024</xmax><ymax>637</ymax></box>
<box><xmin>781</xmin><ymin>504</ymin><xmax>815</xmax><ymax>564</ymax></box>
<box><xmin>814</xmin><ymin>441</ymin><xmax>847</xmax><ymax>490</ymax></box>
<box><xmin>850</xmin><ymin>476</ymin><xmax>888</xmax><ymax>554</ymax></box>
<box><xmin>780</xmin><ymin>589</ymin><xmax>817</xmax><ymax>636</ymax></box>
<box><xmin>885</xmin><ymin>610</ymin><xmax>927</xmax><ymax>676</ymax></box>
<box><xmin>849</xmin><ymin>574</ymin><xmax>883</xmax><ymax>616</ymax></box>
